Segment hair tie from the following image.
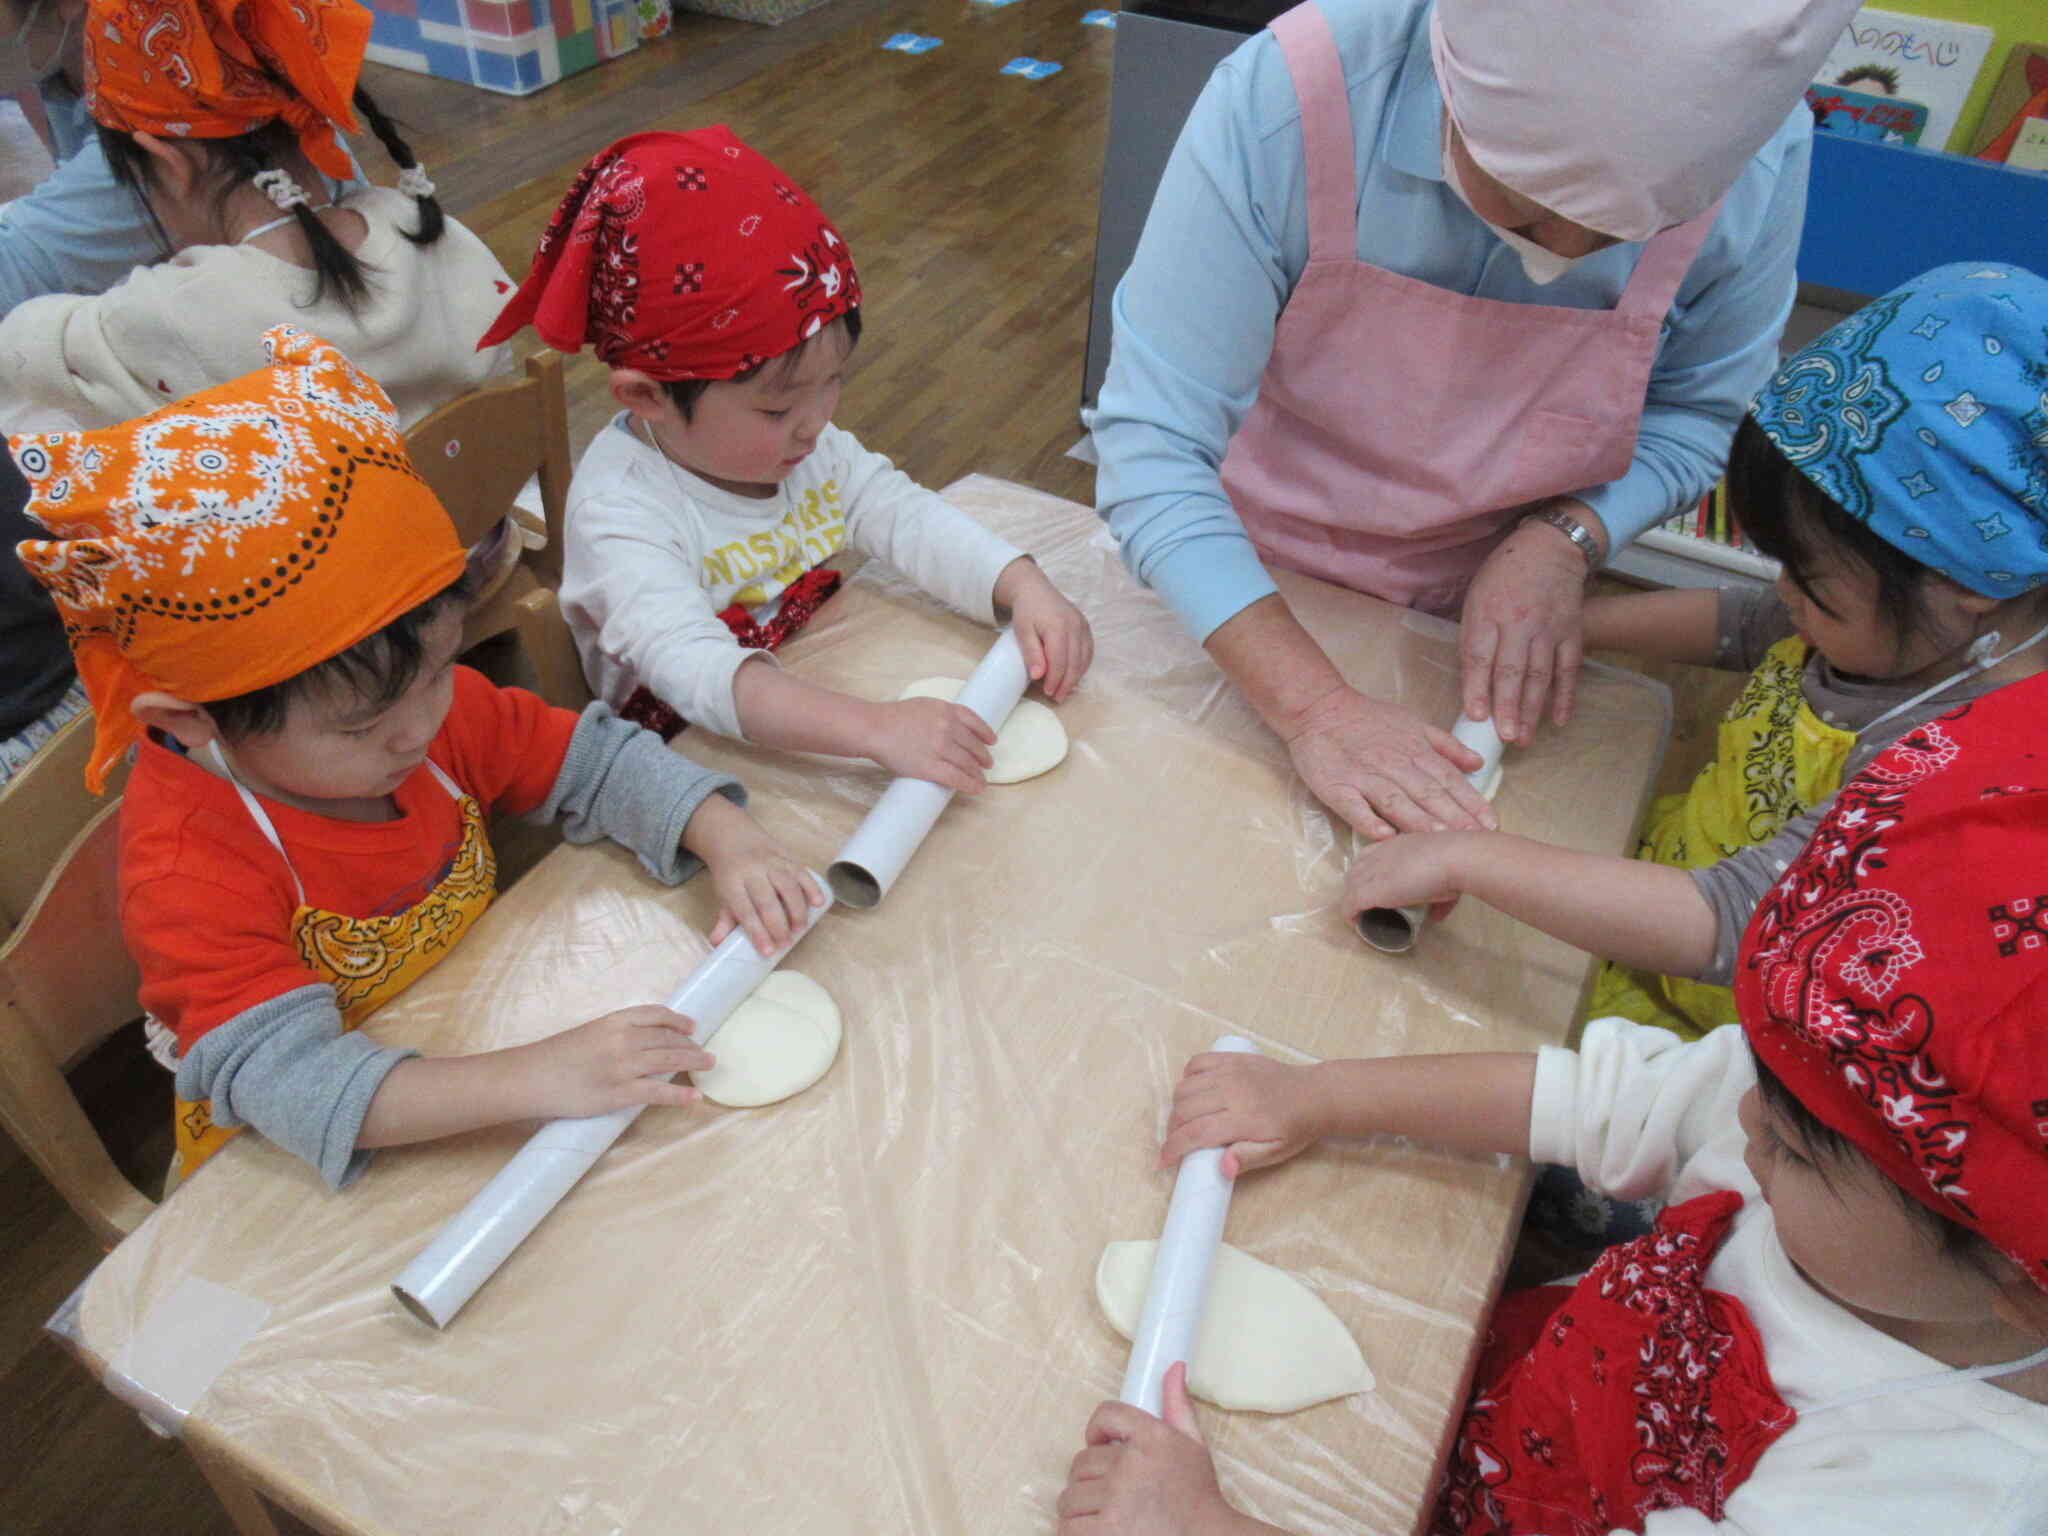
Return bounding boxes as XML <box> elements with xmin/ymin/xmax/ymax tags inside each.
<box><xmin>396</xmin><ymin>164</ymin><xmax>437</xmax><ymax>199</ymax></box>
<box><xmin>252</xmin><ymin>168</ymin><xmax>311</xmax><ymax>210</ymax></box>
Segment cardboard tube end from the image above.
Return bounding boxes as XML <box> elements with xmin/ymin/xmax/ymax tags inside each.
<box><xmin>392</xmin><ymin>1283</ymin><xmax>447</xmax><ymax>1330</ymax></box>
<box><xmin>826</xmin><ymin>861</ymin><xmax>882</xmax><ymax>909</ymax></box>
<box><xmin>1355</xmin><ymin>906</ymin><xmax>1418</xmax><ymax>954</ymax></box>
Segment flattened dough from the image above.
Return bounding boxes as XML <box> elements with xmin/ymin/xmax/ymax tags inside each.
<box><xmin>897</xmin><ymin>677</ymin><xmax>1068</xmax><ymax>783</ymax></box>
<box><xmin>1470</xmin><ymin>760</ymin><xmax>1503</xmax><ymax>801</ymax></box>
<box><xmin>1096</xmin><ymin>1239</ymin><xmax>1373</xmax><ymax>1413</ymax></box>
<box><xmin>693</xmin><ymin>971</ymin><xmax>842</xmax><ymax>1108</ymax></box>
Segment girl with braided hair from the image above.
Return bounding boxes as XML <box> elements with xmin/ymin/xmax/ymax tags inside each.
<box><xmin>0</xmin><ymin>0</ymin><xmax>514</xmax><ymax>433</ymax></box>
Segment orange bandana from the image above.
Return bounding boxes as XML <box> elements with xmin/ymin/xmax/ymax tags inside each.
<box><xmin>10</xmin><ymin>326</ymin><xmax>465</xmax><ymax>791</ymax></box>
<box><xmin>84</xmin><ymin>0</ymin><xmax>369</xmax><ymax>182</ymax></box>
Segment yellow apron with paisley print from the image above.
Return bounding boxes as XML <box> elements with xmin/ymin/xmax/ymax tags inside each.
<box><xmin>1584</xmin><ymin>636</ymin><xmax>1855</xmax><ymax>1039</ymax></box>
<box><xmin>173</xmin><ymin>755</ymin><xmax>496</xmax><ymax>1177</ymax></box>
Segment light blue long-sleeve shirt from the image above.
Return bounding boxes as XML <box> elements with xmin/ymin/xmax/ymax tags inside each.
<box><xmin>0</xmin><ymin>79</ymin><xmax>165</xmax><ymax>319</ymax></box>
<box><xmin>1093</xmin><ymin>0</ymin><xmax>1811</xmax><ymax>643</ymax></box>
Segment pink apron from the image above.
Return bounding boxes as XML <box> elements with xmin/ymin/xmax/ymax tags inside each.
<box><xmin>1219</xmin><ymin>0</ymin><xmax>1720</xmax><ymax>616</ymax></box>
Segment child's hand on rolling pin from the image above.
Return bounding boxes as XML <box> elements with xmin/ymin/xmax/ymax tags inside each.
<box><xmin>1059</xmin><ymin>1365</ymin><xmax>1276</xmax><ymax>1536</ymax></box>
<box><xmin>1341</xmin><ymin>831</ymin><xmax>1474</xmax><ymax>929</ymax></box>
<box><xmin>994</xmin><ymin>556</ymin><xmax>1095</xmax><ymax>703</ymax></box>
<box><xmin>1159</xmin><ymin>1053</ymin><xmax>1330</xmax><ymax>1178</ymax></box>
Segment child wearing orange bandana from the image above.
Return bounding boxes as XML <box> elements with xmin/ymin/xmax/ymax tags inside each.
<box><xmin>480</xmin><ymin>130</ymin><xmax>1094</xmax><ymax>792</ymax></box>
<box><xmin>11</xmin><ymin>326</ymin><xmax>823</xmax><ymax>1188</ymax></box>
<box><xmin>0</xmin><ymin>0</ymin><xmax>514</xmax><ymax>435</ymax></box>
<box><xmin>1061</xmin><ymin>690</ymin><xmax>2048</xmax><ymax>1530</ymax></box>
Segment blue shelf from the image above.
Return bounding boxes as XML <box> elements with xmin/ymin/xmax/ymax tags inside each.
<box><xmin>1798</xmin><ymin>132</ymin><xmax>2048</xmax><ymax>297</ymax></box>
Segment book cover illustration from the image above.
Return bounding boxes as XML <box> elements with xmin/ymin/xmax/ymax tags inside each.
<box><xmin>1806</xmin><ymin>82</ymin><xmax>1931</xmax><ymax>142</ymax></box>
<box><xmin>1815</xmin><ymin>7</ymin><xmax>1995</xmax><ymax>152</ymax></box>
<box><xmin>1971</xmin><ymin>43</ymin><xmax>2048</xmax><ymax>162</ymax></box>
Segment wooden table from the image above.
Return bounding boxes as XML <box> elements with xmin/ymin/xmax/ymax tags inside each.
<box><xmin>53</xmin><ymin>477</ymin><xmax>1669</xmax><ymax>1535</ymax></box>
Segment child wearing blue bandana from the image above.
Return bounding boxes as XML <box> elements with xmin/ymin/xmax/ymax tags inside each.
<box><xmin>1341</xmin><ymin>261</ymin><xmax>2048</xmax><ymax>1041</ymax></box>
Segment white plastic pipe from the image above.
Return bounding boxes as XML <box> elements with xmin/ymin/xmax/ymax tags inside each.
<box><xmin>1118</xmin><ymin>1033</ymin><xmax>1261</xmax><ymax>1417</ymax></box>
<box><xmin>1355</xmin><ymin>715</ymin><xmax>1506</xmax><ymax>954</ymax></box>
<box><xmin>827</xmin><ymin>628</ymin><xmax>1029</xmax><ymax>908</ymax></box>
<box><xmin>392</xmin><ymin>885</ymin><xmax>831</xmax><ymax>1328</ymax></box>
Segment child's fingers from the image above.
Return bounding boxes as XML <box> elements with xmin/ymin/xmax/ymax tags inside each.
<box><xmin>1160</xmin><ymin>1362</ymin><xmax>1205</xmax><ymax>1443</ymax></box>
<box><xmin>1083</xmin><ymin>1400</ymin><xmax>1146</xmax><ymax>1447</ymax></box>
<box><xmin>1222</xmin><ymin>1138</ymin><xmax>1288</xmax><ymax>1177</ymax></box>
<box><xmin>1017</xmin><ymin>620</ymin><xmax>1048</xmax><ymax>681</ymax></box>
<box><xmin>633</xmin><ymin>1079</ymin><xmax>701</xmax><ymax>1109</ymax></box>
<box><xmin>1158</xmin><ymin>1107</ymin><xmax>1238</xmax><ymax>1167</ymax></box>
<box><xmin>708</xmin><ymin>911</ymin><xmax>736</xmax><ymax>946</ymax></box>
<box><xmin>738</xmin><ymin>900</ymin><xmax>776</xmax><ymax>956</ymax></box>
<box><xmin>950</xmin><ymin>705</ymin><xmax>998</xmax><ymax>748</ymax></box>
<box><xmin>1041</xmin><ymin>626</ymin><xmax>1072</xmax><ymax>700</ymax></box>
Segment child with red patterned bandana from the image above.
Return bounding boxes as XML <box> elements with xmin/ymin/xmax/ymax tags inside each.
<box><xmin>1062</xmin><ymin>691</ymin><xmax>2048</xmax><ymax>1530</ymax></box>
<box><xmin>11</xmin><ymin>326</ymin><xmax>823</xmax><ymax>1189</ymax></box>
<box><xmin>479</xmin><ymin>130</ymin><xmax>1093</xmax><ymax>792</ymax></box>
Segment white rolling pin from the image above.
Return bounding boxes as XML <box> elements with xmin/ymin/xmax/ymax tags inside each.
<box><xmin>1118</xmin><ymin>1034</ymin><xmax>1261</xmax><ymax>1417</ymax></box>
<box><xmin>827</xmin><ymin>627</ymin><xmax>1029</xmax><ymax>908</ymax></box>
<box><xmin>1354</xmin><ymin>715</ymin><xmax>1505</xmax><ymax>954</ymax></box>
<box><xmin>391</xmin><ymin>887</ymin><xmax>831</xmax><ymax>1328</ymax></box>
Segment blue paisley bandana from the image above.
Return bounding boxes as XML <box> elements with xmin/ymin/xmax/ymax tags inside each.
<box><xmin>1750</xmin><ymin>262</ymin><xmax>2048</xmax><ymax>597</ymax></box>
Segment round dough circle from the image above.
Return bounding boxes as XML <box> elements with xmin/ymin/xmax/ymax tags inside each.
<box><xmin>896</xmin><ymin>677</ymin><xmax>1069</xmax><ymax>783</ymax></box>
<box><xmin>693</xmin><ymin>971</ymin><xmax>842</xmax><ymax>1108</ymax></box>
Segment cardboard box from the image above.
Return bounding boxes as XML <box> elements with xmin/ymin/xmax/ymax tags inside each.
<box><xmin>364</xmin><ymin>0</ymin><xmax>641</xmax><ymax>95</ymax></box>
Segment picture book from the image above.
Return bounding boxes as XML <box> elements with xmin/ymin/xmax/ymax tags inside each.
<box><xmin>1816</xmin><ymin>6</ymin><xmax>1996</xmax><ymax>152</ymax></box>
<box><xmin>2011</xmin><ymin>116</ymin><xmax>2048</xmax><ymax>171</ymax></box>
<box><xmin>1807</xmin><ymin>82</ymin><xmax>1931</xmax><ymax>142</ymax></box>
<box><xmin>1970</xmin><ymin>42</ymin><xmax>2048</xmax><ymax>161</ymax></box>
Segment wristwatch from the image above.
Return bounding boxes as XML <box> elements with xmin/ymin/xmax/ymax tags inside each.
<box><xmin>1519</xmin><ymin>505</ymin><xmax>1604</xmax><ymax>573</ymax></box>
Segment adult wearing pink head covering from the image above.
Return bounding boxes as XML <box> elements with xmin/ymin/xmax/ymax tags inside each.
<box><xmin>1093</xmin><ymin>0</ymin><xmax>1860</xmax><ymax>842</ymax></box>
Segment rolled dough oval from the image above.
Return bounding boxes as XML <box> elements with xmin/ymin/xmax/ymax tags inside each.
<box><xmin>897</xmin><ymin>677</ymin><xmax>1068</xmax><ymax>783</ymax></box>
<box><xmin>1095</xmin><ymin>1239</ymin><xmax>1373</xmax><ymax>1413</ymax></box>
<box><xmin>693</xmin><ymin>971</ymin><xmax>842</xmax><ymax>1108</ymax></box>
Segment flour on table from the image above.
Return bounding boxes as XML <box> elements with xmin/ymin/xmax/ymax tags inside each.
<box><xmin>898</xmin><ymin>677</ymin><xmax>1068</xmax><ymax>783</ymax></box>
<box><xmin>1095</xmin><ymin>1239</ymin><xmax>1373</xmax><ymax>1412</ymax></box>
<box><xmin>693</xmin><ymin>971</ymin><xmax>842</xmax><ymax>1108</ymax></box>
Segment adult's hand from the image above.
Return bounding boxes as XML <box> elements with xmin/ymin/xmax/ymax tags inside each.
<box><xmin>1206</xmin><ymin>594</ymin><xmax>1494</xmax><ymax>842</ymax></box>
<box><xmin>1281</xmin><ymin>685</ymin><xmax>1495</xmax><ymax>840</ymax></box>
<box><xmin>1460</xmin><ymin>505</ymin><xmax>1603</xmax><ymax>745</ymax></box>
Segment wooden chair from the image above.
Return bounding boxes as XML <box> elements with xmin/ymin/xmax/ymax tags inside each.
<box><xmin>406</xmin><ymin>349</ymin><xmax>591</xmax><ymax>710</ymax></box>
<box><xmin>0</xmin><ymin>789</ymin><xmax>151</xmax><ymax>1248</ymax></box>
<box><xmin>0</xmin><ymin>710</ymin><xmax>130</xmax><ymax>936</ymax></box>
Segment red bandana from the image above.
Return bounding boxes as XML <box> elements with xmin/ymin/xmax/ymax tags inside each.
<box><xmin>1735</xmin><ymin>675</ymin><xmax>2048</xmax><ymax>1293</ymax></box>
<box><xmin>478</xmin><ymin>128</ymin><xmax>860</xmax><ymax>381</ymax></box>
<box><xmin>1433</xmin><ymin>1192</ymin><xmax>1793</xmax><ymax>1535</ymax></box>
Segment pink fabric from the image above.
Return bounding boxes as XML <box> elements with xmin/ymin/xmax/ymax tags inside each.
<box><xmin>1219</xmin><ymin>1</ymin><xmax>1715</xmax><ymax>617</ymax></box>
<box><xmin>1430</xmin><ymin>0</ymin><xmax>1860</xmax><ymax>242</ymax></box>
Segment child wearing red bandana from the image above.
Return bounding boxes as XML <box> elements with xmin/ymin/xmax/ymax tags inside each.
<box><xmin>481</xmin><ymin>130</ymin><xmax>1093</xmax><ymax>790</ymax></box>
<box><xmin>1061</xmin><ymin>686</ymin><xmax>2048</xmax><ymax>1531</ymax></box>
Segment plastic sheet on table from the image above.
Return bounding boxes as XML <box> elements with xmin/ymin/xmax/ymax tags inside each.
<box><xmin>61</xmin><ymin>476</ymin><xmax>1671</xmax><ymax>1535</ymax></box>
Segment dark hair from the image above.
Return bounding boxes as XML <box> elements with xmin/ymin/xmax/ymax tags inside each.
<box><xmin>204</xmin><ymin>571</ymin><xmax>473</xmax><ymax>740</ymax></box>
<box><xmin>662</xmin><ymin>307</ymin><xmax>863</xmax><ymax>421</ymax></box>
<box><xmin>1726</xmin><ymin>414</ymin><xmax>1933</xmax><ymax>653</ymax></box>
<box><xmin>97</xmin><ymin>83</ymin><xmax>445</xmax><ymax>312</ymax></box>
<box><xmin>1751</xmin><ymin>1052</ymin><xmax>1998</xmax><ymax>1273</ymax></box>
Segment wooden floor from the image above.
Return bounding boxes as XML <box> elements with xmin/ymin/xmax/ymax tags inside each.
<box><xmin>2</xmin><ymin>2</ymin><xmax>1110</xmax><ymax>1528</ymax></box>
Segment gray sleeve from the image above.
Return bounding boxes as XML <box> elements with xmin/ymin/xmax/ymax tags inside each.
<box><xmin>534</xmin><ymin>701</ymin><xmax>746</xmax><ymax>884</ymax></box>
<box><xmin>174</xmin><ymin>984</ymin><xmax>417</xmax><ymax>1190</ymax></box>
<box><xmin>1687</xmin><ymin>809</ymin><xmax>1822</xmax><ymax>986</ymax></box>
<box><xmin>1686</xmin><ymin>699</ymin><xmax>1965</xmax><ymax>985</ymax></box>
<box><xmin>1711</xmin><ymin>585</ymin><xmax>1795</xmax><ymax>672</ymax></box>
